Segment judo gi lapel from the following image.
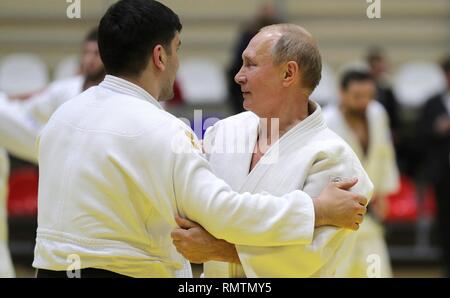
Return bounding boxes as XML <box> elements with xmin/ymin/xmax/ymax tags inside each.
<box><xmin>366</xmin><ymin>102</ymin><xmax>382</xmax><ymax>165</ymax></box>
<box><xmin>208</xmin><ymin>112</ymin><xmax>259</xmax><ymax>190</ymax></box>
<box><xmin>238</xmin><ymin>101</ymin><xmax>327</xmax><ymax>194</ymax></box>
<box><xmin>333</xmin><ymin>104</ymin><xmax>376</xmax><ymax>167</ymax></box>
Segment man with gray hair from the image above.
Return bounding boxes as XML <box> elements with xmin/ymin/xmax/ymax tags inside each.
<box><xmin>172</xmin><ymin>24</ymin><xmax>373</xmax><ymax>277</ymax></box>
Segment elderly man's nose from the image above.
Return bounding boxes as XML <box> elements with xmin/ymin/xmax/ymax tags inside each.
<box><xmin>235</xmin><ymin>72</ymin><xmax>245</xmax><ymax>85</ymax></box>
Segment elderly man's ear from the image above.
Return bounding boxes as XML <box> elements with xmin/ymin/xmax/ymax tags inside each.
<box><xmin>282</xmin><ymin>61</ymin><xmax>299</xmax><ymax>87</ymax></box>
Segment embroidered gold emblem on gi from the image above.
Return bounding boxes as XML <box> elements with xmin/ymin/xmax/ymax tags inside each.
<box><xmin>185</xmin><ymin>130</ymin><xmax>201</xmax><ymax>150</ymax></box>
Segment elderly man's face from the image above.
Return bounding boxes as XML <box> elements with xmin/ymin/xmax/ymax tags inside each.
<box><xmin>234</xmin><ymin>31</ymin><xmax>284</xmax><ymax>118</ymax></box>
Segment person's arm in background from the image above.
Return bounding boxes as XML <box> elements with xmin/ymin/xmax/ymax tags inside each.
<box><xmin>0</xmin><ymin>79</ymin><xmax>68</xmax><ymax>163</ymax></box>
<box><xmin>0</xmin><ymin>94</ymin><xmax>39</xmax><ymax>163</ymax></box>
<box><xmin>19</xmin><ymin>81</ymin><xmax>65</xmax><ymax>127</ymax></box>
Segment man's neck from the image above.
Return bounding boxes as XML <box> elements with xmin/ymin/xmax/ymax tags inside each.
<box><xmin>249</xmin><ymin>99</ymin><xmax>311</xmax><ymax>172</ymax></box>
<box><xmin>119</xmin><ymin>72</ymin><xmax>160</xmax><ymax>100</ymax></box>
<box><xmin>258</xmin><ymin>99</ymin><xmax>311</xmax><ymax>146</ymax></box>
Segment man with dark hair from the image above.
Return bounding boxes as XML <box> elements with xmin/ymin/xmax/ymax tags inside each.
<box><xmin>421</xmin><ymin>56</ymin><xmax>450</xmax><ymax>277</ymax></box>
<box><xmin>340</xmin><ymin>70</ymin><xmax>373</xmax><ymax>91</ymax></box>
<box><xmin>98</xmin><ymin>1</ymin><xmax>181</xmax><ymax>78</ymax></box>
<box><xmin>323</xmin><ymin>69</ymin><xmax>400</xmax><ymax>277</ymax></box>
<box><xmin>171</xmin><ymin>25</ymin><xmax>373</xmax><ymax>277</ymax></box>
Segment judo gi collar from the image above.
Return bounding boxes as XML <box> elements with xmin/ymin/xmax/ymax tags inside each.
<box><xmin>287</xmin><ymin>100</ymin><xmax>326</xmax><ymax>135</ymax></box>
<box><xmin>265</xmin><ymin>100</ymin><xmax>326</xmax><ymax>143</ymax></box>
<box><xmin>100</xmin><ymin>75</ymin><xmax>164</xmax><ymax>110</ymax></box>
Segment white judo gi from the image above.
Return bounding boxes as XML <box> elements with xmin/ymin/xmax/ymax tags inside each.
<box><xmin>0</xmin><ymin>92</ymin><xmax>40</xmax><ymax>277</ymax></box>
<box><xmin>0</xmin><ymin>77</ymin><xmax>83</xmax><ymax>277</ymax></box>
<box><xmin>0</xmin><ymin>147</ymin><xmax>14</xmax><ymax>277</ymax></box>
<box><xmin>33</xmin><ymin>75</ymin><xmax>322</xmax><ymax>278</ymax></box>
<box><xmin>21</xmin><ymin>76</ymin><xmax>84</xmax><ymax>128</ymax></box>
<box><xmin>0</xmin><ymin>95</ymin><xmax>39</xmax><ymax>163</ymax></box>
<box><xmin>202</xmin><ymin>101</ymin><xmax>374</xmax><ymax>277</ymax></box>
<box><xmin>0</xmin><ymin>76</ymin><xmax>84</xmax><ymax>160</ymax></box>
<box><xmin>323</xmin><ymin>101</ymin><xmax>399</xmax><ymax>277</ymax></box>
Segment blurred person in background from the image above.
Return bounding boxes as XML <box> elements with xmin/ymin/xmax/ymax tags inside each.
<box><xmin>323</xmin><ymin>69</ymin><xmax>400</xmax><ymax>277</ymax></box>
<box><xmin>0</xmin><ymin>94</ymin><xmax>18</xmax><ymax>276</ymax></box>
<box><xmin>366</xmin><ymin>47</ymin><xmax>400</xmax><ymax>137</ymax></box>
<box><xmin>18</xmin><ymin>27</ymin><xmax>105</xmax><ymax>128</ymax></box>
<box><xmin>226</xmin><ymin>3</ymin><xmax>283</xmax><ymax>114</ymax></box>
<box><xmin>0</xmin><ymin>91</ymin><xmax>38</xmax><ymax>277</ymax></box>
<box><xmin>0</xmin><ymin>27</ymin><xmax>104</xmax><ymax>157</ymax></box>
<box><xmin>0</xmin><ymin>27</ymin><xmax>104</xmax><ymax>277</ymax></box>
<box><xmin>13</xmin><ymin>26</ymin><xmax>182</xmax><ymax>124</ymax></box>
<box><xmin>420</xmin><ymin>56</ymin><xmax>450</xmax><ymax>277</ymax></box>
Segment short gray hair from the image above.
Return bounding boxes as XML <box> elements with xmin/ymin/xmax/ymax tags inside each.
<box><xmin>261</xmin><ymin>24</ymin><xmax>322</xmax><ymax>94</ymax></box>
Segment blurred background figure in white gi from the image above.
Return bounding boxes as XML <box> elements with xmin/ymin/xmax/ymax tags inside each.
<box><xmin>323</xmin><ymin>69</ymin><xmax>400</xmax><ymax>277</ymax></box>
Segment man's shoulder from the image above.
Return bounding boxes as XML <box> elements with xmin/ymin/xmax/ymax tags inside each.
<box><xmin>304</xmin><ymin>127</ymin><xmax>374</xmax><ymax>198</ymax></box>
<box><xmin>49</xmin><ymin>87</ymin><xmax>188</xmax><ymax>138</ymax></box>
<box><xmin>307</xmin><ymin>127</ymin><xmax>369</xmax><ymax>173</ymax></box>
<box><xmin>307</xmin><ymin>125</ymin><xmax>351</xmax><ymax>152</ymax></box>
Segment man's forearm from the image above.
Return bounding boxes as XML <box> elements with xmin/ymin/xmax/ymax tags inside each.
<box><xmin>171</xmin><ymin>221</ymin><xmax>242</xmax><ymax>264</ymax></box>
<box><xmin>211</xmin><ymin>241</ymin><xmax>241</xmax><ymax>264</ymax></box>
